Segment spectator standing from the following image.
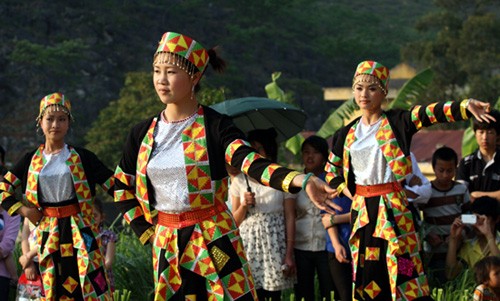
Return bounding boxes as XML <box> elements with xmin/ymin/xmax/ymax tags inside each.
<box><xmin>288</xmin><ymin>135</ymin><xmax>335</xmax><ymax>301</ymax></box>
<box><xmin>230</xmin><ymin>128</ymin><xmax>295</xmax><ymax>301</ymax></box>
<box><xmin>419</xmin><ymin>146</ymin><xmax>470</xmax><ymax>284</ymax></box>
<box><xmin>457</xmin><ymin>110</ymin><xmax>500</xmax><ymax>202</ymax></box>
<box><xmin>0</xmin><ymin>204</ymin><xmax>21</xmax><ymax>301</ymax></box>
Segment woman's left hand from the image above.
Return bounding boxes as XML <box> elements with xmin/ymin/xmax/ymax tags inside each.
<box><xmin>294</xmin><ymin>174</ymin><xmax>340</xmax><ymax>213</ymax></box>
<box><xmin>467</xmin><ymin>99</ymin><xmax>496</xmax><ymax>123</ymax></box>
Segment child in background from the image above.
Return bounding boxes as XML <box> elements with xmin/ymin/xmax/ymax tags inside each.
<box><xmin>419</xmin><ymin>146</ymin><xmax>470</xmax><ymax>284</ymax></box>
<box><xmin>473</xmin><ymin>256</ymin><xmax>500</xmax><ymax>301</ymax></box>
<box><xmin>93</xmin><ymin>199</ymin><xmax>117</xmax><ymax>292</ymax></box>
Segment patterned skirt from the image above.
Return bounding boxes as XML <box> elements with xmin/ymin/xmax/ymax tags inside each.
<box><xmin>350</xmin><ymin>189</ymin><xmax>432</xmax><ymax>301</ymax></box>
<box><xmin>239</xmin><ymin>212</ymin><xmax>295</xmax><ymax>292</ymax></box>
<box><xmin>37</xmin><ymin>214</ymin><xmax>111</xmax><ymax>301</ymax></box>
<box><xmin>152</xmin><ymin>209</ymin><xmax>257</xmax><ymax>301</ymax></box>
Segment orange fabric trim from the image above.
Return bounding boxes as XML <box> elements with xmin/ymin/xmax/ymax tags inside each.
<box><xmin>42</xmin><ymin>203</ymin><xmax>81</xmax><ymax>218</ymax></box>
<box><xmin>356</xmin><ymin>182</ymin><xmax>402</xmax><ymax>198</ymax></box>
<box><xmin>157</xmin><ymin>204</ymin><xmax>227</xmax><ymax>228</ymax></box>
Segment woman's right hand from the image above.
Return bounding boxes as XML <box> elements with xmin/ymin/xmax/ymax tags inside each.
<box><xmin>449</xmin><ymin>217</ymin><xmax>464</xmax><ymax>239</ymax></box>
<box><xmin>243</xmin><ymin>192</ymin><xmax>256</xmax><ymax>208</ymax></box>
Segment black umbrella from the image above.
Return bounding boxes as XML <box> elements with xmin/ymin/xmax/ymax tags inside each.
<box><xmin>210</xmin><ymin>97</ymin><xmax>307</xmax><ymax>142</ymax></box>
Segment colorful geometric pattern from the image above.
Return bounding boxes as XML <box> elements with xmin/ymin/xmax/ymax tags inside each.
<box><xmin>156</xmin><ymin>32</ymin><xmax>209</xmax><ymax>73</ymax></box>
<box><xmin>0</xmin><ymin>171</ymin><xmax>19</xmax><ymax>204</ymax></box>
<box><xmin>364</xmin><ymin>280</ymin><xmax>382</xmax><ymax>299</ymax></box>
<box><xmin>182</xmin><ymin>107</ymin><xmax>216</xmax><ymax>209</ymax></box>
<box><xmin>353</xmin><ymin>60</ymin><xmax>390</xmax><ymax>93</ymax></box>
<box><xmin>23</xmin><ymin>145</ymin><xmax>113</xmax><ymax>300</ymax></box>
<box><xmin>37</xmin><ymin>92</ymin><xmax>73</xmax><ymax>122</ymax></box>
<box><xmin>375</xmin><ymin>116</ymin><xmax>412</xmax><ymax>181</ymax></box>
<box><xmin>225</xmin><ymin>139</ymin><xmax>251</xmax><ymax>166</ymax></box>
<box><xmin>135</xmin><ymin>117</ymin><xmax>158</xmax><ymax>223</ymax></box>
<box><xmin>153</xmin><ymin>209</ymin><xmax>255</xmax><ymax>300</ymax></box>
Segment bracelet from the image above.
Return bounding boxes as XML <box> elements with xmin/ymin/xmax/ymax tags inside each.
<box><xmin>301</xmin><ymin>172</ymin><xmax>314</xmax><ymax>191</ymax></box>
<box><xmin>330</xmin><ymin>214</ymin><xmax>335</xmax><ymax>225</ymax></box>
<box><xmin>460</xmin><ymin>98</ymin><xmax>472</xmax><ymax>120</ymax></box>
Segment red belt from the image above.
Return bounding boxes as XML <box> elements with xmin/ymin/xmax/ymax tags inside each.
<box><xmin>157</xmin><ymin>204</ymin><xmax>228</xmax><ymax>228</ymax></box>
<box><xmin>42</xmin><ymin>203</ymin><xmax>81</xmax><ymax>218</ymax></box>
<box><xmin>356</xmin><ymin>182</ymin><xmax>402</xmax><ymax>198</ymax></box>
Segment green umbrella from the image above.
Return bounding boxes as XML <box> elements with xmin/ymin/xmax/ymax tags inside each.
<box><xmin>210</xmin><ymin>97</ymin><xmax>307</xmax><ymax>142</ymax></box>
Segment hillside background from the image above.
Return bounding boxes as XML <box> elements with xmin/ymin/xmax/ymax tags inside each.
<box><xmin>1</xmin><ymin>0</ymin><xmax>498</xmax><ymax>166</ymax></box>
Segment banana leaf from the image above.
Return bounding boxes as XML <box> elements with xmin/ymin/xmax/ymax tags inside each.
<box><xmin>316</xmin><ymin>98</ymin><xmax>359</xmax><ymax>139</ymax></box>
<box><xmin>388</xmin><ymin>68</ymin><xmax>434</xmax><ymax>110</ymax></box>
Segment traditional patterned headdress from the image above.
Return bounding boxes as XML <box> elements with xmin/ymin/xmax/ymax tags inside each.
<box><xmin>154</xmin><ymin>32</ymin><xmax>209</xmax><ymax>77</ymax></box>
<box><xmin>36</xmin><ymin>92</ymin><xmax>73</xmax><ymax>122</ymax></box>
<box><xmin>352</xmin><ymin>60</ymin><xmax>390</xmax><ymax>95</ymax></box>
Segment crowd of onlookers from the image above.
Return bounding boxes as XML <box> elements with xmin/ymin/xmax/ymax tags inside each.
<box><xmin>222</xmin><ymin>110</ymin><xmax>500</xmax><ymax>300</ymax></box>
<box><xmin>2</xmin><ymin>111</ymin><xmax>500</xmax><ymax>301</ymax></box>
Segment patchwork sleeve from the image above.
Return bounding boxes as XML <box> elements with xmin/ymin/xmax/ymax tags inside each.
<box><xmin>409</xmin><ymin>99</ymin><xmax>471</xmax><ymax>131</ymax></box>
<box><xmin>114</xmin><ymin>127</ymin><xmax>154</xmax><ymax>244</ymax></box>
<box><xmin>224</xmin><ymin>139</ymin><xmax>299</xmax><ymax>193</ymax></box>
<box><xmin>325</xmin><ymin>130</ymin><xmax>347</xmax><ymax>191</ymax></box>
<box><xmin>0</xmin><ymin>152</ymin><xmax>32</xmax><ymax>215</ymax></box>
<box><xmin>218</xmin><ymin>117</ymin><xmax>300</xmax><ymax>193</ymax></box>
<box><xmin>84</xmin><ymin>149</ymin><xmax>115</xmax><ymax>197</ymax></box>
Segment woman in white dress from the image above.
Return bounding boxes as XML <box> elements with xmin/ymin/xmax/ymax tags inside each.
<box><xmin>230</xmin><ymin>128</ymin><xmax>295</xmax><ymax>301</ymax></box>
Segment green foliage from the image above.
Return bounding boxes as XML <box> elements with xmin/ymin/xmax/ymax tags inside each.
<box><xmin>84</xmin><ymin>72</ymin><xmax>161</xmax><ymax>167</ymax></box>
<box><xmin>113</xmin><ymin>228</ymin><xmax>154</xmax><ymax>301</ymax></box>
<box><xmin>316</xmin><ymin>99</ymin><xmax>359</xmax><ymax>139</ymax></box>
<box><xmin>402</xmin><ymin>0</ymin><xmax>500</xmax><ymax>102</ymax></box>
<box><xmin>388</xmin><ymin>68</ymin><xmax>435</xmax><ymax>110</ymax></box>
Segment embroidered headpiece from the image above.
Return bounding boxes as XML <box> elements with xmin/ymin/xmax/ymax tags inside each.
<box><xmin>154</xmin><ymin>32</ymin><xmax>209</xmax><ymax>76</ymax></box>
<box><xmin>36</xmin><ymin>92</ymin><xmax>73</xmax><ymax>122</ymax></box>
<box><xmin>353</xmin><ymin>60</ymin><xmax>390</xmax><ymax>95</ymax></box>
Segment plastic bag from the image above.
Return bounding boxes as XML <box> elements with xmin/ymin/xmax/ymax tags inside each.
<box><xmin>16</xmin><ymin>272</ymin><xmax>44</xmax><ymax>301</ymax></box>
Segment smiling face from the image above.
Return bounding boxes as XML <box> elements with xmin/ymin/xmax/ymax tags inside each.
<box><xmin>353</xmin><ymin>74</ymin><xmax>386</xmax><ymax>112</ymax></box>
<box><xmin>153</xmin><ymin>56</ymin><xmax>200</xmax><ymax>107</ymax></box>
<box><xmin>39</xmin><ymin>106</ymin><xmax>70</xmax><ymax>142</ymax></box>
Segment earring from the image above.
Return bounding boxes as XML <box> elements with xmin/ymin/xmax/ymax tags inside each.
<box><xmin>36</xmin><ymin>126</ymin><xmax>44</xmax><ymax>137</ymax></box>
<box><xmin>190</xmin><ymin>85</ymin><xmax>195</xmax><ymax>101</ymax></box>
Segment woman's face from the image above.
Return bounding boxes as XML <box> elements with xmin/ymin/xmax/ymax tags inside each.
<box><xmin>153</xmin><ymin>61</ymin><xmax>197</xmax><ymax>106</ymax></box>
<box><xmin>353</xmin><ymin>75</ymin><xmax>385</xmax><ymax>112</ymax></box>
<box><xmin>302</xmin><ymin>144</ymin><xmax>325</xmax><ymax>173</ymax></box>
<box><xmin>39</xmin><ymin>107</ymin><xmax>69</xmax><ymax>142</ymax></box>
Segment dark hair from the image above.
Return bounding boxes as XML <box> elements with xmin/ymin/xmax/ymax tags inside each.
<box><xmin>471</xmin><ymin>196</ymin><xmax>499</xmax><ymax>220</ymax></box>
<box><xmin>247</xmin><ymin>128</ymin><xmax>278</xmax><ymax>163</ymax></box>
<box><xmin>93</xmin><ymin>198</ymin><xmax>104</xmax><ymax>215</ymax></box>
<box><xmin>432</xmin><ymin>146</ymin><xmax>458</xmax><ymax>167</ymax></box>
<box><xmin>193</xmin><ymin>47</ymin><xmax>226</xmax><ymax>93</ymax></box>
<box><xmin>302</xmin><ymin>135</ymin><xmax>329</xmax><ymax>161</ymax></box>
<box><xmin>474</xmin><ymin>256</ymin><xmax>500</xmax><ymax>284</ymax></box>
<box><xmin>473</xmin><ymin>109</ymin><xmax>500</xmax><ymax>134</ymax></box>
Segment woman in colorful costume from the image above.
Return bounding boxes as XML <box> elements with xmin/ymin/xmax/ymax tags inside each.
<box><xmin>325</xmin><ymin>60</ymin><xmax>494</xmax><ymax>301</ymax></box>
<box><xmin>113</xmin><ymin>31</ymin><xmax>337</xmax><ymax>301</ymax></box>
<box><xmin>0</xmin><ymin>92</ymin><xmax>115</xmax><ymax>300</ymax></box>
